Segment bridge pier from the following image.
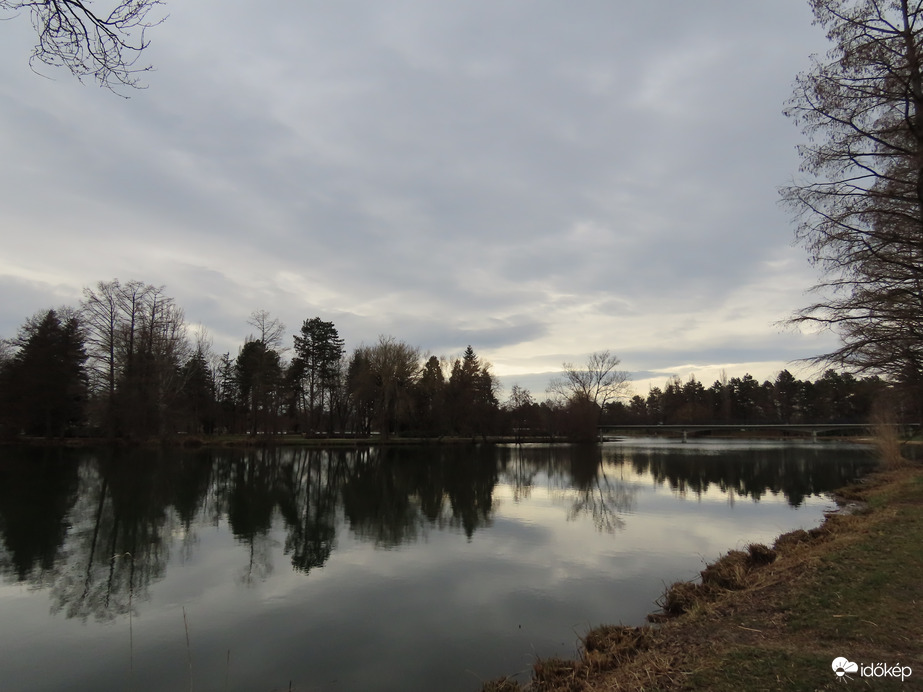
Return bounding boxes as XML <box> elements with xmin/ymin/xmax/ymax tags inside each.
<box><xmin>682</xmin><ymin>430</ymin><xmax>687</xmax><ymax>443</ymax></box>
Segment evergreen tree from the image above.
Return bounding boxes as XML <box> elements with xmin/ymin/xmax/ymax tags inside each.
<box><xmin>179</xmin><ymin>347</ymin><xmax>217</xmax><ymax>434</ymax></box>
<box><xmin>235</xmin><ymin>339</ymin><xmax>283</xmax><ymax>436</ymax></box>
<box><xmin>447</xmin><ymin>346</ymin><xmax>499</xmax><ymax>437</ymax></box>
<box><xmin>293</xmin><ymin>317</ymin><xmax>345</xmax><ymax>434</ymax></box>
<box><xmin>413</xmin><ymin>355</ymin><xmax>447</xmax><ymax>436</ymax></box>
<box><xmin>214</xmin><ymin>352</ymin><xmax>238</xmax><ymax>433</ymax></box>
<box><xmin>0</xmin><ymin>309</ymin><xmax>87</xmax><ymax>437</ymax></box>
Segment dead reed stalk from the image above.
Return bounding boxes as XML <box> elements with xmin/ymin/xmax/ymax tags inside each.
<box><xmin>870</xmin><ymin>401</ymin><xmax>908</xmax><ymax>469</ymax></box>
<box><xmin>183</xmin><ymin>606</ymin><xmax>193</xmax><ymax>692</ymax></box>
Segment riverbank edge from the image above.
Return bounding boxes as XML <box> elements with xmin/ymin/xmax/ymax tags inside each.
<box><xmin>0</xmin><ymin>434</ymin><xmax>538</xmax><ymax>448</ymax></box>
<box><xmin>480</xmin><ymin>462</ymin><xmax>923</xmax><ymax>692</ymax></box>
<box><xmin>0</xmin><ymin>431</ymin><xmax>869</xmax><ymax>449</ymax></box>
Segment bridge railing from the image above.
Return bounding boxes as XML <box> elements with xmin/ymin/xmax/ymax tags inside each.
<box><xmin>597</xmin><ymin>422</ymin><xmax>919</xmax><ymax>443</ymax></box>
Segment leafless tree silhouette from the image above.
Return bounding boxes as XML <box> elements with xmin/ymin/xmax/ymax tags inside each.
<box><xmin>3</xmin><ymin>0</ymin><xmax>165</xmax><ymax>91</ymax></box>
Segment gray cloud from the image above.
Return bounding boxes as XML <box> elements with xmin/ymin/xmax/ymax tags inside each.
<box><xmin>0</xmin><ymin>1</ymin><xmax>833</xmax><ymax>382</ymax></box>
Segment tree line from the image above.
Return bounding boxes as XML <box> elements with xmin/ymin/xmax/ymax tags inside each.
<box><xmin>0</xmin><ymin>279</ymin><xmax>506</xmax><ymax>440</ymax></box>
<box><xmin>605</xmin><ymin>370</ymin><xmax>892</xmax><ymax>427</ymax></box>
<box><xmin>0</xmin><ymin>277</ymin><xmax>902</xmax><ymax>442</ymax></box>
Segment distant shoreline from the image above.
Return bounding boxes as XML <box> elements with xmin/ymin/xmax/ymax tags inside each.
<box><xmin>0</xmin><ymin>430</ymin><xmax>873</xmax><ymax>450</ymax></box>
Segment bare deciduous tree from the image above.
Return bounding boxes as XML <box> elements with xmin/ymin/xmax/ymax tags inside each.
<box><xmin>81</xmin><ymin>279</ymin><xmax>121</xmax><ymax>402</ymax></box>
<box><xmin>351</xmin><ymin>336</ymin><xmax>421</xmax><ymax>440</ymax></box>
<box><xmin>506</xmin><ymin>384</ymin><xmax>534</xmax><ymax>411</ymax></box>
<box><xmin>80</xmin><ymin>278</ymin><xmax>187</xmax><ymax>436</ymax></box>
<box><xmin>0</xmin><ymin>338</ymin><xmax>13</xmax><ymax>370</ymax></box>
<box><xmin>247</xmin><ymin>309</ymin><xmax>286</xmax><ymax>352</ymax></box>
<box><xmin>3</xmin><ymin>0</ymin><xmax>165</xmax><ymax>90</ymax></box>
<box><xmin>548</xmin><ymin>350</ymin><xmax>631</xmax><ymax>408</ymax></box>
<box><xmin>782</xmin><ymin>0</ymin><xmax>923</xmax><ymax>393</ymax></box>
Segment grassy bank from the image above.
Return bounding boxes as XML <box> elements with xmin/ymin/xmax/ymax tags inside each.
<box><xmin>483</xmin><ymin>463</ymin><xmax>923</xmax><ymax>691</ymax></box>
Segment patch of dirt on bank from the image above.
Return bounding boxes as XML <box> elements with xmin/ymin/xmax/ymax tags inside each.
<box><xmin>479</xmin><ymin>466</ymin><xmax>923</xmax><ymax>691</ymax></box>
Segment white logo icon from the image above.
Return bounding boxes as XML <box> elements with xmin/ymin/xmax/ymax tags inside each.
<box><xmin>832</xmin><ymin>657</ymin><xmax>859</xmax><ymax>678</ymax></box>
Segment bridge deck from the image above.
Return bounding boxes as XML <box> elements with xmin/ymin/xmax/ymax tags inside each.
<box><xmin>598</xmin><ymin>423</ymin><xmax>876</xmax><ymax>432</ymax></box>
<box><xmin>596</xmin><ymin>423</ymin><xmax>918</xmax><ymax>442</ymax></box>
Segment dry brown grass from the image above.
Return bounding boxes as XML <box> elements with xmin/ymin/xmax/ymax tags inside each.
<box><xmin>649</xmin><ymin>542</ymin><xmax>779</xmax><ymax>622</ymax></box>
<box><xmin>870</xmin><ymin>401</ymin><xmax>911</xmax><ymax>469</ymax></box>
<box><xmin>479</xmin><ymin>678</ymin><xmax>522</xmax><ymax>692</ymax></box>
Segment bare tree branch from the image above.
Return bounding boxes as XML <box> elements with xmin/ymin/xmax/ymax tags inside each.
<box><xmin>2</xmin><ymin>0</ymin><xmax>165</xmax><ymax>92</ymax></box>
<box><xmin>548</xmin><ymin>350</ymin><xmax>631</xmax><ymax>408</ymax></box>
<box><xmin>783</xmin><ymin>0</ymin><xmax>923</xmax><ymax>391</ymax></box>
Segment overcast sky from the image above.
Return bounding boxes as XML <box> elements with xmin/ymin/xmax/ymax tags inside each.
<box><xmin>0</xmin><ymin>1</ymin><xmax>840</xmax><ymax>398</ymax></box>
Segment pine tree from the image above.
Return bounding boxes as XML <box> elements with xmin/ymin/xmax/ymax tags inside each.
<box><xmin>1</xmin><ymin>309</ymin><xmax>87</xmax><ymax>437</ymax></box>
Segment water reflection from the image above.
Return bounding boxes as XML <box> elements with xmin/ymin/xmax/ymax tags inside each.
<box><xmin>341</xmin><ymin>446</ymin><xmax>498</xmax><ymax>545</ymax></box>
<box><xmin>612</xmin><ymin>440</ymin><xmax>868</xmax><ymax>506</ymax></box>
<box><xmin>497</xmin><ymin>444</ymin><xmax>637</xmax><ymax>532</ymax></box>
<box><xmin>0</xmin><ymin>447</ymin><xmax>78</xmax><ymax>581</ymax></box>
<box><xmin>0</xmin><ymin>442</ymin><xmax>874</xmax><ymax>612</ymax></box>
<box><xmin>0</xmin><ymin>442</ymin><xmax>875</xmax><ymax>691</ymax></box>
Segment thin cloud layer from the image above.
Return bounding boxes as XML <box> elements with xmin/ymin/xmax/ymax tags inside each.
<box><xmin>0</xmin><ymin>1</ymin><xmax>833</xmax><ymax>396</ymax></box>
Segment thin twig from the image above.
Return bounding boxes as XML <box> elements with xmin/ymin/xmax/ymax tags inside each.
<box><xmin>183</xmin><ymin>606</ymin><xmax>193</xmax><ymax>692</ymax></box>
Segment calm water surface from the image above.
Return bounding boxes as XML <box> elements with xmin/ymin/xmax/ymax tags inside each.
<box><xmin>0</xmin><ymin>440</ymin><xmax>873</xmax><ymax>691</ymax></box>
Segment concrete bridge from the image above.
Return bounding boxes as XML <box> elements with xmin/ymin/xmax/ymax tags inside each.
<box><xmin>597</xmin><ymin>423</ymin><xmax>916</xmax><ymax>443</ymax></box>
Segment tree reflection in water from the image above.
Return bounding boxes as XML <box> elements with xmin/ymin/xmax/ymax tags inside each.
<box><xmin>497</xmin><ymin>444</ymin><xmax>636</xmax><ymax>533</ymax></box>
<box><xmin>0</xmin><ymin>442</ymin><xmax>874</xmax><ymax>622</ymax></box>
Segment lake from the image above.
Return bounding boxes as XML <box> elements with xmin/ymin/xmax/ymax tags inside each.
<box><xmin>0</xmin><ymin>440</ymin><xmax>874</xmax><ymax>691</ymax></box>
